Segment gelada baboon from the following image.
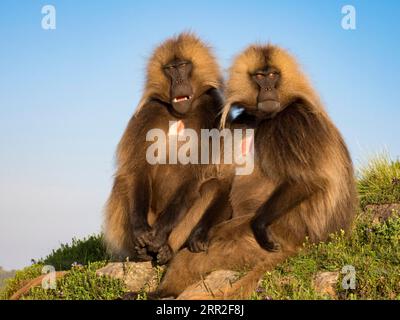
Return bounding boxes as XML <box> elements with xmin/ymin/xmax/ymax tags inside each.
<box><xmin>153</xmin><ymin>44</ymin><xmax>358</xmax><ymax>299</ymax></box>
<box><xmin>104</xmin><ymin>33</ymin><xmax>231</xmax><ymax>265</ymax></box>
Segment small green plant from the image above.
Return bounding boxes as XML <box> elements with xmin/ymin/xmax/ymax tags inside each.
<box><xmin>357</xmin><ymin>154</ymin><xmax>400</xmax><ymax>208</ymax></box>
<box><xmin>24</xmin><ymin>262</ymin><xmax>126</xmax><ymax>300</ymax></box>
<box><xmin>38</xmin><ymin>234</ymin><xmax>110</xmax><ymax>271</ymax></box>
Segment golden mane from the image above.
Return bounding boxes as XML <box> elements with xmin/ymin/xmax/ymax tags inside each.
<box><xmin>137</xmin><ymin>32</ymin><xmax>223</xmax><ymax>112</ymax></box>
<box><xmin>221</xmin><ymin>45</ymin><xmax>323</xmax><ymax>126</ymax></box>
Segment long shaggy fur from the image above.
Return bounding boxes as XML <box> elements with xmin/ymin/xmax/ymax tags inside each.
<box><xmin>138</xmin><ymin>32</ymin><xmax>223</xmax><ymax>111</ymax></box>
<box><xmin>155</xmin><ymin>44</ymin><xmax>358</xmax><ymax>299</ymax></box>
<box><xmin>103</xmin><ymin>33</ymin><xmax>224</xmax><ymax>258</ymax></box>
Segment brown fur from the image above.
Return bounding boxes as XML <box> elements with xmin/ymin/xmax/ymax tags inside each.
<box><xmin>154</xmin><ymin>44</ymin><xmax>358</xmax><ymax>299</ymax></box>
<box><xmin>103</xmin><ymin>33</ymin><xmax>228</xmax><ymax>261</ymax></box>
<box><xmin>138</xmin><ymin>33</ymin><xmax>223</xmax><ymax>111</ymax></box>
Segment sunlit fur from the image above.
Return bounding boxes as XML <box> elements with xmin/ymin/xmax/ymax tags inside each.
<box><xmin>222</xmin><ymin>45</ymin><xmax>319</xmax><ymax>125</ymax></box>
<box><xmin>138</xmin><ymin>32</ymin><xmax>223</xmax><ymax>111</ymax></box>
<box><xmin>155</xmin><ymin>44</ymin><xmax>358</xmax><ymax>299</ymax></box>
<box><xmin>103</xmin><ymin>33</ymin><xmax>224</xmax><ymax>258</ymax></box>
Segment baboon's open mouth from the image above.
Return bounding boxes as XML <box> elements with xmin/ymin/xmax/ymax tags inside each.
<box><xmin>173</xmin><ymin>95</ymin><xmax>192</xmax><ymax>103</ymax></box>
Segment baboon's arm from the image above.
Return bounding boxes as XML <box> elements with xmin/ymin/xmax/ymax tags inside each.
<box><xmin>146</xmin><ymin>178</ymin><xmax>199</xmax><ymax>252</ymax></box>
<box><xmin>186</xmin><ymin>179</ymin><xmax>232</xmax><ymax>252</ymax></box>
<box><xmin>251</xmin><ymin>180</ymin><xmax>314</xmax><ymax>251</ymax></box>
<box><xmin>128</xmin><ymin>173</ymin><xmax>152</xmax><ymax>247</ymax></box>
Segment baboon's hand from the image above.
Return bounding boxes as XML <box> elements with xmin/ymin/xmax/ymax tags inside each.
<box><xmin>132</xmin><ymin>246</ymin><xmax>153</xmax><ymax>262</ymax></box>
<box><xmin>251</xmin><ymin>222</ymin><xmax>281</xmax><ymax>252</ymax></box>
<box><xmin>132</xmin><ymin>224</ymin><xmax>153</xmax><ymax>248</ymax></box>
<box><xmin>157</xmin><ymin>244</ymin><xmax>173</xmax><ymax>265</ymax></box>
<box><xmin>187</xmin><ymin>227</ymin><xmax>209</xmax><ymax>253</ymax></box>
<box><xmin>145</xmin><ymin>229</ymin><xmax>169</xmax><ymax>253</ymax></box>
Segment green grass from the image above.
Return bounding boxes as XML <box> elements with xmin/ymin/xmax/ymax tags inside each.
<box><xmin>0</xmin><ymin>264</ymin><xmax>43</xmax><ymax>300</ymax></box>
<box><xmin>24</xmin><ymin>262</ymin><xmax>126</xmax><ymax>300</ymax></box>
<box><xmin>0</xmin><ymin>262</ymin><xmax>126</xmax><ymax>300</ymax></box>
<box><xmin>0</xmin><ymin>267</ymin><xmax>16</xmax><ymax>290</ymax></box>
<box><xmin>254</xmin><ymin>211</ymin><xmax>400</xmax><ymax>300</ymax></box>
<box><xmin>357</xmin><ymin>154</ymin><xmax>400</xmax><ymax>208</ymax></box>
<box><xmin>253</xmin><ymin>155</ymin><xmax>400</xmax><ymax>300</ymax></box>
<box><xmin>38</xmin><ymin>234</ymin><xmax>110</xmax><ymax>271</ymax></box>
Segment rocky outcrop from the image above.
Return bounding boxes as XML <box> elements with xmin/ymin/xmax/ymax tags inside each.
<box><xmin>96</xmin><ymin>262</ymin><xmax>164</xmax><ymax>292</ymax></box>
<box><xmin>312</xmin><ymin>271</ymin><xmax>339</xmax><ymax>299</ymax></box>
<box><xmin>177</xmin><ymin>270</ymin><xmax>240</xmax><ymax>300</ymax></box>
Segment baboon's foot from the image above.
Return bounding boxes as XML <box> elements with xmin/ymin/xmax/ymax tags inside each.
<box><xmin>187</xmin><ymin>228</ymin><xmax>209</xmax><ymax>253</ymax></box>
<box><xmin>157</xmin><ymin>244</ymin><xmax>173</xmax><ymax>265</ymax></box>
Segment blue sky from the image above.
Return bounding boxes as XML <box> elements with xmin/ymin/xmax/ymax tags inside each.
<box><xmin>0</xmin><ymin>0</ymin><xmax>399</xmax><ymax>270</ymax></box>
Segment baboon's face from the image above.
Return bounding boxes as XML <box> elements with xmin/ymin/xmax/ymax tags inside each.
<box><xmin>163</xmin><ymin>58</ymin><xmax>194</xmax><ymax>115</ymax></box>
<box><xmin>250</xmin><ymin>66</ymin><xmax>282</xmax><ymax>119</ymax></box>
<box><xmin>224</xmin><ymin>45</ymin><xmax>312</xmax><ymax>124</ymax></box>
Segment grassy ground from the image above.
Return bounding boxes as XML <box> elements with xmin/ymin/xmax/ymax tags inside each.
<box><xmin>357</xmin><ymin>154</ymin><xmax>400</xmax><ymax>208</ymax></box>
<box><xmin>1</xmin><ymin>155</ymin><xmax>399</xmax><ymax>300</ymax></box>
<box><xmin>0</xmin><ymin>268</ymin><xmax>16</xmax><ymax>290</ymax></box>
<box><xmin>0</xmin><ymin>262</ymin><xmax>126</xmax><ymax>300</ymax></box>
<box><xmin>252</xmin><ymin>154</ymin><xmax>400</xmax><ymax>300</ymax></box>
<box><xmin>255</xmin><ymin>211</ymin><xmax>400</xmax><ymax>300</ymax></box>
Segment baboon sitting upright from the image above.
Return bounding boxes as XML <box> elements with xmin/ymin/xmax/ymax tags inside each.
<box><xmin>104</xmin><ymin>33</ymin><xmax>231</xmax><ymax>265</ymax></box>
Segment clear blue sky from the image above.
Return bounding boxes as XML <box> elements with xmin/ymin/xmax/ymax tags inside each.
<box><xmin>1</xmin><ymin>0</ymin><xmax>399</xmax><ymax>270</ymax></box>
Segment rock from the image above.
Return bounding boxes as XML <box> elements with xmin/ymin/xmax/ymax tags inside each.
<box><xmin>313</xmin><ymin>271</ymin><xmax>339</xmax><ymax>299</ymax></box>
<box><xmin>177</xmin><ymin>270</ymin><xmax>240</xmax><ymax>300</ymax></box>
<box><xmin>96</xmin><ymin>262</ymin><xmax>164</xmax><ymax>292</ymax></box>
<box><xmin>365</xmin><ymin>203</ymin><xmax>400</xmax><ymax>223</ymax></box>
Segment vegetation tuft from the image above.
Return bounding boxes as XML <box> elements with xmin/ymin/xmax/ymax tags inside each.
<box><xmin>38</xmin><ymin>234</ymin><xmax>110</xmax><ymax>271</ymax></box>
<box><xmin>357</xmin><ymin>154</ymin><xmax>400</xmax><ymax>208</ymax></box>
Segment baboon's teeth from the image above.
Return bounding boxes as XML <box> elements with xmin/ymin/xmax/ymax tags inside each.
<box><xmin>173</xmin><ymin>96</ymin><xmax>192</xmax><ymax>103</ymax></box>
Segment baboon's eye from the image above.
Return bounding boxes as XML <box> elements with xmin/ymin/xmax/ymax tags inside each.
<box><xmin>255</xmin><ymin>73</ymin><xmax>265</xmax><ymax>80</ymax></box>
<box><xmin>268</xmin><ymin>72</ymin><xmax>279</xmax><ymax>78</ymax></box>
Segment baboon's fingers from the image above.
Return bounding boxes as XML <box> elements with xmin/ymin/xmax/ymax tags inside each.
<box><xmin>157</xmin><ymin>245</ymin><xmax>173</xmax><ymax>265</ymax></box>
<box><xmin>264</xmin><ymin>241</ymin><xmax>281</xmax><ymax>252</ymax></box>
<box><xmin>135</xmin><ymin>230</ymin><xmax>154</xmax><ymax>248</ymax></box>
<box><xmin>133</xmin><ymin>246</ymin><xmax>154</xmax><ymax>261</ymax></box>
<box><xmin>188</xmin><ymin>238</ymin><xmax>209</xmax><ymax>253</ymax></box>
